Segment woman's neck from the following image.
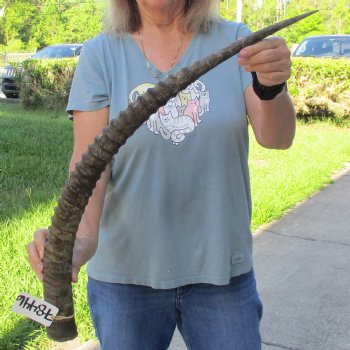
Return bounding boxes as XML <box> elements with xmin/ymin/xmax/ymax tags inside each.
<box><xmin>132</xmin><ymin>1</ymin><xmax>192</xmax><ymax>73</ymax></box>
<box><xmin>137</xmin><ymin>0</ymin><xmax>187</xmax><ymax>33</ymax></box>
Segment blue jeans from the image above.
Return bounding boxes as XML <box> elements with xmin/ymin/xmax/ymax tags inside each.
<box><xmin>87</xmin><ymin>270</ymin><xmax>263</xmax><ymax>350</ymax></box>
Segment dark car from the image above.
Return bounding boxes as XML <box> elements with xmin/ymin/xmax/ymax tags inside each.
<box><xmin>1</xmin><ymin>43</ymin><xmax>82</xmax><ymax>98</ymax></box>
<box><xmin>293</xmin><ymin>35</ymin><xmax>350</xmax><ymax>59</ymax></box>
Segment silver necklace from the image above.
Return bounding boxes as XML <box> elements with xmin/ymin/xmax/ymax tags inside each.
<box><xmin>138</xmin><ymin>30</ymin><xmax>184</xmax><ymax>81</ymax></box>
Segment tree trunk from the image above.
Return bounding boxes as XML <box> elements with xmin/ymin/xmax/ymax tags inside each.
<box><xmin>43</xmin><ymin>11</ymin><xmax>318</xmax><ymax>342</ymax></box>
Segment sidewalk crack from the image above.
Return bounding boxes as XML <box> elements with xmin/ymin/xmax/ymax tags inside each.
<box><xmin>263</xmin><ymin>229</ymin><xmax>350</xmax><ymax>247</ymax></box>
<box><xmin>262</xmin><ymin>340</ymin><xmax>305</xmax><ymax>350</ymax></box>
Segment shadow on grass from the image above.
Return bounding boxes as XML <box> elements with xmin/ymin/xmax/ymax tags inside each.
<box><xmin>0</xmin><ymin>319</ymin><xmax>44</xmax><ymax>350</ymax></box>
<box><xmin>297</xmin><ymin>113</ymin><xmax>350</xmax><ymax>128</ymax></box>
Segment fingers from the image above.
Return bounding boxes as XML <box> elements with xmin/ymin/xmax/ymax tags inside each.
<box><xmin>27</xmin><ymin>228</ymin><xmax>87</xmax><ymax>284</ymax></box>
<box><xmin>239</xmin><ymin>37</ymin><xmax>283</xmax><ymax>59</ymax></box>
<box><xmin>27</xmin><ymin>228</ymin><xmax>49</xmax><ymax>282</ymax></box>
<box><xmin>239</xmin><ymin>37</ymin><xmax>291</xmax><ymax>86</ymax></box>
<box><xmin>34</xmin><ymin>228</ymin><xmax>49</xmax><ymax>260</ymax></box>
<box><xmin>27</xmin><ymin>230</ymin><xmax>96</xmax><ymax>284</ymax></box>
<box><xmin>71</xmin><ymin>265</ymin><xmax>81</xmax><ymax>284</ymax></box>
<box><xmin>70</xmin><ymin>235</ymin><xmax>97</xmax><ymax>283</ymax></box>
<box><xmin>27</xmin><ymin>241</ymin><xmax>43</xmax><ymax>281</ymax></box>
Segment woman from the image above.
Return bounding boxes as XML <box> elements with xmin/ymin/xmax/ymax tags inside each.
<box><xmin>28</xmin><ymin>0</ymin><xmax>295</xmax><ymax>349</ymax></box>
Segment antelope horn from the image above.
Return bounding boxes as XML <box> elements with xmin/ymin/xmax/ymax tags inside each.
<box><xmin>43</xmin><ymin>10</ymin><xmax>318</xmax><ymax>341</ymax></box>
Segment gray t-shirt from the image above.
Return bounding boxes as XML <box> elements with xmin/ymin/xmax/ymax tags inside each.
<box><xmin>67</xmin><ymin>20</ymin><xmax>253</xmax><ymax>289</ymax></box>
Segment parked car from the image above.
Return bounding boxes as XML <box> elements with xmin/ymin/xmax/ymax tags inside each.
<box><xmin>0</xmin><ymin>43</ymin><xmax>82</xmax><ymax>98</ymax></box>
<box><xmin>293</xmin><ymin>35</ymin><xmax>350</xmax><ymax>59</ymax></box>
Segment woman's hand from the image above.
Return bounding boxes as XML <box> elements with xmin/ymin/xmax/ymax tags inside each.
<box><xmin>27</xmin><ymin>228</ymin><xmax>97</xmax><ymax>283</ymax></box>
<box><xmin>238</xmin><ymin>37</ymin><xmax>291</xmax><ymax>86</ymax></box>
<box><xmin>27</xmin><ymin>228</ymin><xmax>48</xmax><ymax>282</ymax></box>
<box><xmin>239</xmin><ymin>37</ymin><xmax>296</xmax><ymax>150</ymax></box>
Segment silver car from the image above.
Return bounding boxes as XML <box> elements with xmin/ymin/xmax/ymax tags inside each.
<box><xmin>1</xmin><ymin>43</ymin><xmax>82</xmax><ymax>98</ymax></box>
<box><xmin>293</xmin><ymin>35</ymin><xmax>350</xmax><ymax>58</ymax></box>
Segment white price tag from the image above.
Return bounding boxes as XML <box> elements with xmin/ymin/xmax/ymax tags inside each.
<box><xmin>12</xmin><ymin>292</ymin><xmax>59</xmax><ymax>327</ymax></box>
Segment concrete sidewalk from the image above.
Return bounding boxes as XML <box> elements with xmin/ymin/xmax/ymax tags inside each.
<box><xmin>169</xmin><ymin>165</ymin><xmax>350</xmax><ymax>350</ymax></box>
<box><xmin>254</xmin><ymin>165</ymin><xmax>350</xmax><ymax>350</ymax></box>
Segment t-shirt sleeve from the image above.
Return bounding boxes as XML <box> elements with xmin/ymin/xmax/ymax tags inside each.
<box><xmin>66</xmin><ymin>39</ymin><xmax>110</xmax><ymax>117</ymax></box>
<box><xmin>237</xmin><ymin>24</ymin><xmax>253</xmax><ymax>93</ymax></box>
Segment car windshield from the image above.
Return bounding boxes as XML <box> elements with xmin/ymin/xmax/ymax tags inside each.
<box><xmin>32</xmin><ymin>45</ymin><xmax>80</xmax><ymax>59</ymax></box>
<box><xmin>294</xmin><ymin>37</ymin><xmax>350</xmax><ymax>58</ymax></box>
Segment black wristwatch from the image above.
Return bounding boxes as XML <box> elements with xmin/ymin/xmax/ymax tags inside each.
<box><xmin>251</xmin><ymin>72</ymin><xmax>287</xmax><ymax>100</ymax></box>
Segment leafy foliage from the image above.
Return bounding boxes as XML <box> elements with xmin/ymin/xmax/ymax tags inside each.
<box><xmin>220</xmin><ymin>0</ymin><xmax>350</xmax><ymax>46</ymax></box>
<box><xmin>0</xmin><ymin>0</ymin><xmax>106</xmax><ymax>52</ymax></box>
<box><xmin>13</xmin><ymin>54</ymin><xmax>350</xmax><ymax>124</ymax></box>
<box><xmin>0</xmin><ymin>1</ymin><xmax>349</xmax><ymax>52</ymax></box>
<box><xmin>14</xmin><ymin>58</ymin><xmax>77</xmax><ymax>110</ymax></box>
<box><xmin>289</xmin><ymin>57</ymin><xmax>350</xmax><ymax>121</ymax></box>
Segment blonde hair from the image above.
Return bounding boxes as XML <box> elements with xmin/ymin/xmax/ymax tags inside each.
<box><xmin>105</xmin><ymin>0</ymin><xmax>219</xmax><ymax>34</ymax></box>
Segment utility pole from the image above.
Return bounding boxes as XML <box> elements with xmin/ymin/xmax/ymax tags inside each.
<box><xmin>276</xmin><ymin>0</ymin><xmax>286</xmax><ymax>20</ymax></box>
<box><xmin>0</xmin><ymin>0</ymin><xmax>9</xmax><ymax>17</ymax></box>
<box><xmin>236</xmin><ymin>0</ymin><xmax>242</xmax><ymax>22</ymax></box>
<box><xmin>0</xmin><ymin>5</ymin><xmax>6</xmax><ymax>17</ymax></box>
<box><xmin>0</xmin><ymin>1</ymin><xmax>10</xmax><ymax>65</ymax></box>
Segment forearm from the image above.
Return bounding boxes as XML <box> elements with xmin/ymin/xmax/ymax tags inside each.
<box><xmin>69</xmin><ymin>146</ymin><xmax>110</xmax><ymax>238</ymax></box>
<box><xmin>254</xmin><ymin>88</ymin><xmax>296</xmax><ymax>149</ymax></box>
<box><xmin>70</xmin><ymin>107</ymin><xmax>110</xmax><ymax>242</ymax></box>
<box><xmin>68</xmin><ymin>160</ymin><xmax>110</xmax><ymax>267</ymax></box>
<box><xmin>70</xmin><ymin>159</ymin><xmax>110</xmax><ymax>237</ymax></box>
<box><xmin>239</xmin><ymin>37</ymin><xmax>296</xmax><ymax>149</ymax></box>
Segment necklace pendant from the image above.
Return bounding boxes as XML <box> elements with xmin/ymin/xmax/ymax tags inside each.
<box><xmin>138</xmin><ymin>30</ymin><xmax>183</xmax><ymax>82</ymax></box>
<box><xmin>153</xmin><ymin>72</ymin><xmax>162</xmax><ymax>81</ymax></box>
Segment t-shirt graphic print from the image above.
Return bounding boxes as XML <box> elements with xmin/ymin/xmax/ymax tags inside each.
<box><xmin>128</xmin><ymin>80</ymin><xmax>210</xmax><ymax>145</ymax></box>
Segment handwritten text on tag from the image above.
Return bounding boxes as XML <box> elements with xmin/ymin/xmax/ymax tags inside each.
<box><xmin>12</xmin><ymin>292</ymin><xmax>59</xmax><ymax>327</ymax></box>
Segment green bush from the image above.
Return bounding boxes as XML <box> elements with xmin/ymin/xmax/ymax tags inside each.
<box><xmin>289</xmin><ymin>58</ymin><xmax>350</xmax><ymax>121</ymax></box>
<box><xmin>14</xmin><ymin>58</ymin><xmax>78</xmax><ymax>110</ymax></box>
<box><xmin>13</xmin><ymin>56</ymin><xmax>350</xmax><ymax>122</ymax></box>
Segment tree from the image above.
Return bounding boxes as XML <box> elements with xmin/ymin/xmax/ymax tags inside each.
<box><xmin>2</xmin><ymin>0</ymin><xmax>350</xmax><ymax>52</ymax></box>
<box><xmin>0</xmin><ymin>0</ymin><xmax>105</xmax><ymax>52</ymax></box>
<box><xmin>327</xmin><ymin>0</ymin><xmax>350</xmax><ymax>34</ymax></box>
<box><xmin>31</xmin><ymin>0</ymin><xmax>105</xmax><ymax>48</ymax></box>
<box><xmin>220</xmin><ymin>0</ymin><xmax>350</xmax><ymax>46</ymax></box>
<box><xmin>61</xmin><ymin>1</ymin><xmax>105</xmax><ymax>44</ymax></box>
<box><xmin>220</xmin><ymin>0</ymin><xmax>236</xmax><ymax>20</ymax></box>
<box><xmin>0</xmin><ymin>1</ymin><xmax>38</xmax><ymax>50</ymax></box>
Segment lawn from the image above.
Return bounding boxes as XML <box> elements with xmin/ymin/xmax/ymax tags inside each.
<box><xmin>1</xmin><ymin>103</ymin><xmax>350</xmax><ymax>349</ymax></box>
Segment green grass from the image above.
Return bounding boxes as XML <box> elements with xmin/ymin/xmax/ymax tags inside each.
<box><xmin>1</xmin><ymin>103</ymin><xmax>350</xmax><ymax>349</ymax></box>
<box><xmin>0</xmin><ymin>104</ymin><xmax>92</xmax><ymax>349</ymax></box>
<box><xmin>249</xmin><ymin>122</ymin><xmax>350</xmax><ymax>230</ymax></box>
